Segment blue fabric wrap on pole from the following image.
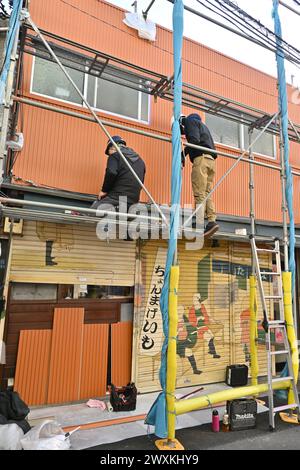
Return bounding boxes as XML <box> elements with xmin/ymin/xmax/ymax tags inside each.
<box><xmin>272</xmin><ymin>0</ymin><xmax>295</xmax><ymax>289</ymax></box>
<box><xmin>145</xmin><ymin>0</ymin><xmax>183</xmax><ymax>439</ymax></box>
<box><xmin>0</xmin><ymin>0</ymin><xmax>23</xmax><ymax>103</ymax></box>
<box><xmin>272</xmin><ymin>0</ymin><xmax>295</xmax><ymax>394</ymax></box>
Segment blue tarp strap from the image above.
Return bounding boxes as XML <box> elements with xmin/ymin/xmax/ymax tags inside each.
<box><xmin>145</xmin><ymin>0</ymin><xmax>184</xmax><ymax>439</ymax></box>
<box><xmin>272</xmin><ymin>0</ymin><xmax>295</xmax><ymax>394</ymax></box>
<box><xmin>0</xmin><ymin>0</ymin><xmax>23</xmax><ymax>103</ymax></box>
<box><xmin>272</xmin><ymin>0</ymin><xmax>295</xmax><ymax>288</ymax></box>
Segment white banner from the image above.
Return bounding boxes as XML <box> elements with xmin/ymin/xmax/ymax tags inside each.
<box><xmin>139</xmin><ymin>247</ymin><xmax>167</xmax><ymax>356</ymax></box>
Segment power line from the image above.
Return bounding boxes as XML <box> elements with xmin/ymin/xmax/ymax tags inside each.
<box><xmin>143</xmin><ymin>0</ymin><xmax>157</xmax><ymax>19</ymax></box>
<box><xmin>279</xmin><ymin>0</ymin><xmax>300</xmax><ymax>16</ymax></box>
<box><xmin>216</xmin><ymin>0</ymin><xmax>300</xmax><ymax>59</ymax></box>
<box><xmin>195</xmin><ymin>0</ymin><xmax>300</xmax><ymax>67</ymax></box>
<box><xmin>166</xmin><ymin>0</ymin><xmax>300</xmax><ymax>71</ymax></box>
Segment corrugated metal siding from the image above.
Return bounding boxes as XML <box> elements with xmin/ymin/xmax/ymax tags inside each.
<box><xmin>79</xmin><ymin>324</ymin><xmax>109</xmax><ymax>399</ymax></box>
<box><xmin>14</xmin><ymin>329</ymin><xmax>52</xmax><ymax>405</ymax></box>
<box><xmin>10</xmin><ymin>220</ymin><xmax>136</xmax><ymax>286</ymax></box>
<box><xmin>13</xmin><ymin>315</ymin><xmax>112</xmax><ymax>405</ymax></box>
<box><xmin>47</xmin><ymin>307</ymin><xmax>84</xmax><ymax>404</ymax></box>
<box><xmin>111</xmin><ymin>321</ymin><xmax>133</xmax><ymax>387</ymax></box>
<box><xmin>12</xmin><ymin>0</ymin><xmax>300</xmax><ymax>223</ymax></box>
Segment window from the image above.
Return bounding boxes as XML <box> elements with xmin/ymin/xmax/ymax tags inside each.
<box><xmin>243</xmin><ymin>126</ymin><xmax>276</xmax><ymax>158</ymax></box>
<box><xmin>205</xmin><ymin>103</ymin><xmax>276</xmax><ymax>158</ymax></box>
<box><xmin>31</xmin><ymin>57</ymin><xmax>149</xmax><ymax>122</ymax></box>
<box><xmin>32</xmin><ymin>57</ymin><xmax>84</xmax><ymax>105</ymax></box>
<box><xmin>86</xmin><ymin>66</ymin><xmax>149</xmax><ymax>121</ymax></box>
<box><xmin>83</xmin><ymin>285</ymin><xmax>133</xmax><ymax>299</ymax></box>
<box><xmin>11</xmin><ymin>283</ymin><xmax>57</xmax><ymax>300</ymax></box>
<box><xmin>205</xmin><ymin>113</ymin><xmax>241</xmax><ymax>148</ymax></box>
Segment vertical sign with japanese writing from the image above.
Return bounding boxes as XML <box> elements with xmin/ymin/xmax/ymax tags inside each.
<box><xmin>139</xmin><ymin>247</ymin><xmax>167</xmax><ymax>356</ymax></box>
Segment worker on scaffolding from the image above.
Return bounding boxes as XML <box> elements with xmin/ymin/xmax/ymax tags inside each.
<box><xmin>91</xmin><ymin>135</ymin><xmax>146</xmax><ymax>211</ymax></box>
<box><xmin>180</xmin><ymin>113</ymin><xmax>219</xmax><ymax>238</ymax></box>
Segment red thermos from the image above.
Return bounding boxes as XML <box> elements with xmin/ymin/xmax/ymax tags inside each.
<box><xmin>212</xmin><ymin>409</ymin><xmax>220</xmax><ymax>432</ymax></box>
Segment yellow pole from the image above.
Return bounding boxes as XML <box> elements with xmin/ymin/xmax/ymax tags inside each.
<box><xmin>166</xmin><ymin>265</ymin><xmax>179</xmax><ymax>440</ymax></box>
<box><xmin>250</xmin><ymin>275</ymin><xmax>259</xmax><ymax>386</ymax></box>
<box><xmin>156</xmin><ymin>265</ymin><xmax>184</xmax><ymax>450</ymax></box>
<box><xmin>175</xmin><ymin>380</ymin><xmax>291</xmax><ymax>415</ymax></box>
<box><xmin>282</xmin><ymin>272</ymin><xmax>299</xmax><ymax>405</ymax></box>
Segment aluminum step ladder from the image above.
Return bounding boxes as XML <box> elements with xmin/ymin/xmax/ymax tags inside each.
<box><xmin>250</xmin><ymin>236</ymin><xmax>300</xmax><ymax>430</ymax></box>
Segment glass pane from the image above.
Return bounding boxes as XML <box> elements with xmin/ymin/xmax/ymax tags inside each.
<box><xmin>96</xmin><ymin>78</ymin><xmax>139</xmax><ymax>119</ymax></box>
<box><xmin>141</xmin><ymin>92</ymin><xmax>149</xmax><ymax>122</ymax></box>
<box><xmin>32</xmin><ymin>57</ymin><xmax>84</xmax><ymax>104</ymax></box>
<box><xmin>86</xmin><ymin>75</ymin><xmax>96</xmax><ymax>107</ymax></box>
<box><xmin>11</xmin><ymin>283</ymin><xmax>57</xmax><ymax>300</ymax></box>
<box><xmin>244</xmin><ymin>127</ymin><xmax>274</xmax><ymax>157</ymax></box>
<box><xmin>205</xmin><ymin>113</ymin><xmax>240</xmax><ymax>148</ymax></box>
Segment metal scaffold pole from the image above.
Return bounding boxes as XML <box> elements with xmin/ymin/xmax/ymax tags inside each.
<box><xmin>279</xmin><ymin>116</ymin><xmax>289</xmax><ymax>272</ymax></box>
<box><xmin>249</xmin><ymin>129</ymin><xmax>255</xmax><ymax>242</ymax></box>
<box><xmin>0</xmin><ymin>7</ymin><xmax>22</xmax><ymax>182</ymax></box>
<box><xmin>248</xmin><ymin>128</ymin><xmax>259</xmax><ymax>387</ymax></box>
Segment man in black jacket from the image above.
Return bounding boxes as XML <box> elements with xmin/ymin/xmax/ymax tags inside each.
<box><xmin>91</xmin><ymin>135</ymin><xmax>146</xmax><ymax>210</ymax></box>
<box><xmin>181</xmin><ymin>113</ymin><xmax>219</xmax><ymax>238</ymax></box>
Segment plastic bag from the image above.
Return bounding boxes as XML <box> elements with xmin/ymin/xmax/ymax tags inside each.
<box><xmin>123</xmin><ymin>13</ymin><xmax>156</xmax><ymax>41</ymax></box>
<box><xmin>21</xmin><ymin>420</ymin><xmax>71</xmax><ymax>450</ymax></box>
<box><xmin>0</xmin><ymin>390</ymin><xmax>29</xmax><ymax>421</ymax></box>
<box><xmin>0</xmin><ymin>423</ymin><xmax>24</xmax><ymax>450</ymax></box>
<box><xmin>110</xmin><ymin>383</ymin><xmax>137</xmax><ymax>412</ymax></box>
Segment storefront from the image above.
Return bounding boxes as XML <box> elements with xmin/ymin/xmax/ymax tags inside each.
<box><xmin>1</xmin><ymin>219</ymin><xmax>136</xmax><ymax>405</ymax></box>
<box><xmin>1</xmin><ymin>218</ymin><xmax>278</xmax><ymax>403</ymax></box>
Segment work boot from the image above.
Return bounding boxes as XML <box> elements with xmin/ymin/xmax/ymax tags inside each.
<box><xmin>187</xmin><ymin>355</ymin><xmax>202</xmax><ymax>375</ymax></box>
<box><xmin>208</xmin><ymin>339</ymin><xmax>221</xmax><ymax>359</ymax></box>
<box><xmin>204</xmin><ymin>222</ymin><xmax>219</xmax><ymax>238</ymax></box>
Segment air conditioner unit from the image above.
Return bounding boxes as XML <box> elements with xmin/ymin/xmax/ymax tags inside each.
<box><xmin>4</xmin><ymin>217</ymin><xmax>23</xmax><ymax>234</ymax></box>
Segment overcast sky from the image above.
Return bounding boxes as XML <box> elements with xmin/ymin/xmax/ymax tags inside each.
<box><xmin>107</xmin><ymin>0</ymin><xmax>300</xmax><ymax>87</ymax></box>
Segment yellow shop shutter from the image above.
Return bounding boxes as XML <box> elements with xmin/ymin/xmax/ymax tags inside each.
<box><xmin>10</xmin><ymin>220</ymin><xmax>136</xmax><ymax>286</ymax></box>
<box><xmin>133</xmin><ymin>239</ymin><xmax>232</xmax><ymax>393</ymax></box>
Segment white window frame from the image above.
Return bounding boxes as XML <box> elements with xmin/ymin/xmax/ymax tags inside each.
<box><xmin>84</xmin><ymin>73</ymin><xmax>150</xmax><ymax>124</ymax></box>
<box><xmin>241</xmin><ymin>124</ymin><xmax>277</xmax><ymax>161</ymax></box>
<box><xmin>30</xmin><ymin>56</ymin><xmax>150</xmax><ymax>124</ymax></box>
<box><xmin>30</xmin><ymin>56</ymin><xmax>85</xmax><ymax>107</ymax></box>
<box><xmin>205</xmin><ymin>113</ymin><xmax>241</xmax><ymax>151</ymax></box>
<box><xmin>205</xmin><ymin>107</ymin><xmax>277</xmax><ymax>160</ymax></box>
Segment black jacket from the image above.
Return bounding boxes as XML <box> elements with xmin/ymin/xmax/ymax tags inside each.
<box><xmin>102</xmin><ymin>146</ymin><xmax>146</xmax><ymax>205</ymax></box>
<box><xmin>183</xmin><ymin>114</ymin><xmax>216</xmax><ymax>163</ymax></box>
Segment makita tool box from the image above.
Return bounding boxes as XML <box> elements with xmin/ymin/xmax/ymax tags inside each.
<box><xmin>227</xmin><ymin>399</ymin><xmax>257</xmax><ymax>431</ymax></box>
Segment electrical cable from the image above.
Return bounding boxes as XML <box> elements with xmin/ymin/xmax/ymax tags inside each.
<box><xmin>215</xmin><ymin>0</ymin><xmax>300</xmax><ymax>60</ymax></box>
<box><xmin>166</xmin><ymin>0</ymin><xmax>300</xmax><ymax>71</ymax></box>
<box><xmin>195</xmin><ymin>0</ymin><xmax>300</xmax><ymax>67</ymax></box>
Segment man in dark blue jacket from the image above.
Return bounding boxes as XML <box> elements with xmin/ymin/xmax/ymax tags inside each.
<box><xmin>92</xmin><ymin>135</ymin><xmax>146</xmax><ymax>210</ymax></box>
<box><xmin>181</xmin><ymin>113</ymin><xmax>219</xmax><ymax>238</ymax></box>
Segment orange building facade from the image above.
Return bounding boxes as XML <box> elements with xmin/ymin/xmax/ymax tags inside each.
<box><xmin>11</xmin><ymin>0</ymin><xmax>300</xmax><ymax>222</ymax></box>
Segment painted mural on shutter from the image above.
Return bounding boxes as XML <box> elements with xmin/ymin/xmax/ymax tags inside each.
<box><xmin>133</xmin><ymin>240</ymin><xmax>230</xmax><ymax>392</ymax></box>
<box><xmin>133</xmin><ymin>239</ymin><xmax>270</xmax><ymax>393</ymax></box>
<box><xmin>9</xmin><ymin>220</ymin><xmax>136</xmax><ymax>286</ymax></box>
